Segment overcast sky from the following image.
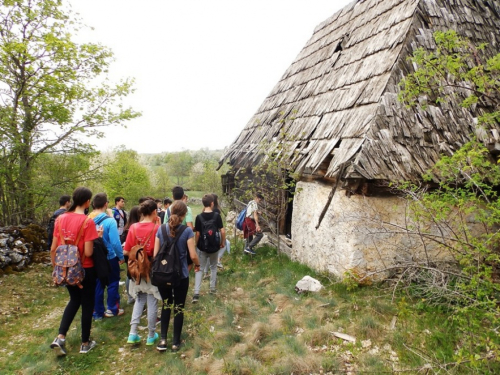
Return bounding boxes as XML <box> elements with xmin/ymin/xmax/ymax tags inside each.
<box><xmin>70</xmin><ymin>0</ymin><xmax>353</xmax><ymax>154</ymax></box>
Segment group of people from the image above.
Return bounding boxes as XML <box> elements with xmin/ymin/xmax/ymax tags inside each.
<box><xmin>48</xmin><ymin>185</ymin><xmax>264</xmax><ymax>356</ymax></box>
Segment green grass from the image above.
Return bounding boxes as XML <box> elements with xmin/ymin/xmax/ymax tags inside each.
<box><xmin>0</xmin><ymin>241</ymin><xmax>495</xmax><ymax>374</ymax></box>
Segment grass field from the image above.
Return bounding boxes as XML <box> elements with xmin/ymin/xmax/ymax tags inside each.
<box><xmin>0</xmin><ymin>241</ymin><xmax>496</xmax><ymax>374</ymax></box>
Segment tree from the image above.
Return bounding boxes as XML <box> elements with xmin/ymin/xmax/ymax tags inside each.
<box><xmin>165</xmin><ymin>151</ymin><xmax>193</xmax><ymax>186</ymax></box>
<box><xmin>394</xmin><ymin>31</ymin><xmax>500</xmax><ymax>369</ymax></box>
<box><xmin>0</xmin><ymin>0</ymin><xmax>139</xmax><ymax>224</ymax></box>
<box><xmin>150</xmin><ymin>167</ymin><xmax>171</xmax><ymax>199</ymax></box>
<box><xmin>101</xmin><ymin>148</ymin><xmax>151</xmax><ymax>206</ymax></box>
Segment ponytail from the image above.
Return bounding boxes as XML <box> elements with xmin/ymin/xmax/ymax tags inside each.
<box><xmin>168</xmin><ymin>201</ymin><xmax>188</xmax><ymax>237</ymax></box>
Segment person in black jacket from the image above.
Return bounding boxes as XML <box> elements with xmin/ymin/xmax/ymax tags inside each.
<box><xmin>47</xmin><ymin>195</ymin><xmax>71</xmax><ymax>251</ymax></box>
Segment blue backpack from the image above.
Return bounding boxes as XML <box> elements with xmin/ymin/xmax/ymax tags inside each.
<box><xmin>235</xmin><ymin>206</ymin><xmax>247</xmax><ymax>230</ymax></box>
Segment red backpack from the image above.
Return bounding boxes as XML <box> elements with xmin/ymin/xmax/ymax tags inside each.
<box><xmin>52</xmin><ymin>217</ymin><xmax>90</xmax><ymax>289</ymax></box>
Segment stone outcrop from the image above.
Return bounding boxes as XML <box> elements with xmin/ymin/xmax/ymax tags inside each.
<box><xmin>0</xmin><ymin>224</ymin><xmax>47</xmax><ymax>273</ymax></box>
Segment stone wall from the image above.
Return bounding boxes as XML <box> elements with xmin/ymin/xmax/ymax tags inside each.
<box><xmin>291</xmin><ymin>181</ymin><xmax>455</xmax><ymax>282</ymax></box>
<box><xmin>0</xmin><ymin>224</ymin><xmax>47</xmax><ymax>273</ymax></box>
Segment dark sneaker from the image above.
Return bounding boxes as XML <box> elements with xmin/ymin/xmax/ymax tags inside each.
<box><xmin>192</xmin><ymin>294</ymin><xmax>199</xmax><ymax>304</ymax></box>
<box><xmin>50</xmin><ymin>337</ymin><xmax>67</xmax><ymax>356</ymax></box>
<box><xmin>244</xmin><ymin>248</ymin><xmax>256</xmax><ymax>255</ymax></box>
<box><xmin>209</xmin><ymin>289</ymin><xmax>217</xmax><ymax>295</ymax></box>
<box><xmin>171</xmin><ymin>343</ymin><xmax>181</xmax><ymax>352</ymax></box>
<box><xmin>79</xmin><ymin>340</ymin><xmax>96</xmax><ymax>354</ymax></box>
<box><xmin>157</xmin><ymin>339</ymin><xmax>167</xmax><ymax>352</ymax></box>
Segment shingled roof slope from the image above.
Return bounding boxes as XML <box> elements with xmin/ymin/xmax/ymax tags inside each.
<box><xmin>220</xmin><ymin>0</ymin><xmax>500</xmax><ymax>182</ymax></box>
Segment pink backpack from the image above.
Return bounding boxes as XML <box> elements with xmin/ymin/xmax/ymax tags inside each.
<box><xmin>52</xmin><ymin>217</ymin><xmax>90</xmax><ymax>288</ymax></box>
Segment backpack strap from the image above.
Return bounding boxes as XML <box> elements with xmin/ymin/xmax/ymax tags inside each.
<box><xmin>160</xmin><ymin>224</ymin><xmax>168</xmax><ymax>242</ymax></box>
<box><xmin>133</xmin><ymin>223</ymin><xmax>158</xmax><ymax>248</ymax></box>
<box><xmin>173</xmin><ymin>225</ymin><xmax>187</xmax><ymax>244</ymax></box>
<box><xmin>143</xmin><ymin>224</ymin><xmax>157</xmax><ymax>245</ymax></box>
<box><xmin>57</xmin><ymin>215</ymin><xmax>89</xmax><ymax>246</ymax></box>
<box><xmin>94</xmin><ymin>215</ymin><xmax>111</xmax><ymax>226</ymax></box>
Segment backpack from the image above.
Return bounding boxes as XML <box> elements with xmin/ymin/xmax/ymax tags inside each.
<box><xmin>235</xmin><ymin>206</ymin><xmax>247</xmax><ymax>231</ymax></box>
<box><xmin>52</xmin><ymin>217</ymin><xmax>90</xmax><ymax>288</ymax></box>
<box><xmin>47</xmin><ymin>209</ymin><xmax>66</xmax><ymax>244</ymax></box>
<box><xmin>92</xmin><ymin>216</ymin><xmax>112</xmax><ymax>286</ymax></box>
<box><xmin>127</xmin><ymin>224</ymin><xmax>157</xmax><ymax>285</ymax></box>
<box><xmin>151</xmin><ymin>224</ymin><xmax>187</xmax><ymax>288</ymax></box>
<box><xmin>198</xmin><ymin>213</ymin><xmax>221</xmax><ymax>253</ymax></box>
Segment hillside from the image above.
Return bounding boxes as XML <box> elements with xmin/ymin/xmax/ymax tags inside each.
<box><xmin>1</xmin><ymin>240</ymin><xmax>493</xmax><ymax>375</ymax></box>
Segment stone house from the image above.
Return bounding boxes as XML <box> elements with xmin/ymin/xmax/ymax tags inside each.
<box><xmin>219</xmin><ymin>0</ymin><xmax>500</xmax><ymax>280</ymax></box>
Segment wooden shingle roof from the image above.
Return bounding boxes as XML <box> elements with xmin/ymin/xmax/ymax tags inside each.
<box><xmin>220</xmin><ymin>0</ymin><xmax>500</xmax><ymax>182</ymax></box>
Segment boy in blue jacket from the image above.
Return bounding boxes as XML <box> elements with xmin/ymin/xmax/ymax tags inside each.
<box><xmin>91</xmin><ymin>193</ymin><xmax>125</xmax><ymax>320</ymax></box>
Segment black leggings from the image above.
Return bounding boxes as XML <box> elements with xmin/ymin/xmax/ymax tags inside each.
<box><xmin>58</xmin><ymin>267</ymin><xmax>96</xmax><ymax>343</ymax></box>
<box><xmin>158</xmin><ymin>277</ymin><xmax>189</xmax><ymax>345</ymax></box>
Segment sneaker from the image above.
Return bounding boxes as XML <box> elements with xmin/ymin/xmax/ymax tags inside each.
<box><xmin>244</xmin><ymin>248</ymin><xmax>256</xmax><ymax>255</ymax></box>
<box><xmin>94</xmin><ymin>316</ymin><xmax>103</xmax><ymax>321</ymax></box>
<box><xmin>104</xmin><ymin>308</ymin><xmax>124</xmax><ymax>317</ymax></box>
<box><xmin>171</xmin><ymin>343</ymin><xmax>181</xmax><ymax>352</ymax></box>
<box><xmin>127</xmin><ymin>333</ymin><xmax>141</xmax><ymax>344</ymax></box>
<box><xmin>146</xmin><ymin>332</ymin><xmax>159</xmax><ymax>346</ymax></box>
<box><xmin>127</xmin><ymin>298</ymin><xmax>135</xmax><ymax>305</ymax></box>
<box><xmin>217</xmin><ymin>262</ymin><xmax>223</xmax><ymax>269</ymax></box>
<box><xmin>79</xmin><ymin>340</ymin><xmax>96</xmax><ymax>354</ymax></box>
<box><xmin>50</xmin><ymin>337</ymin><xmax>67</xmax><ymax>356</ymax></box>
<box><xmin>210</xmin><ymin>289</ymin><xmax>217</xmax><ymax>295</ymax></box>
<box><xmin>157</xmin><ymin>339</ymin><xmax>167</xmax><ymax>352</ymax></box>
<box><xmin>192</xmin><ymin>294</ymin><xmax>199</xmax><ymax>304</ymax></box>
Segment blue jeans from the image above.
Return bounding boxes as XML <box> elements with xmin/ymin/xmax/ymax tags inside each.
<box><xmin>94</xmin><ymin>257</ymin><xmax>121</xmax><ymax>317</ymax></box>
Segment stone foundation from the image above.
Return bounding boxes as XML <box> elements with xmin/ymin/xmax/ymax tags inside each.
<box><xmin>291</xmin><ymin>181</ymin><xmax>454</xmax><ymax>281</ymax></box>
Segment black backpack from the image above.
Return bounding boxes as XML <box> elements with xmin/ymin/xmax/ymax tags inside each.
<box><xmin>198</xmin><ymin>213</ymin><xmax>221</xmax><ymax>253</ymax></box>
<box><xmin>93</xmin><ymin>216</ymin><xmax>112</xmax><ymax>286</ymax></box>
<box><xmin>47</xmin><ymin>209</ymin><xmax>66</xmax><ymax>243</ymax></box>
<box><xmin>151</xmin><ymin>224</ymin><xmax>187</xmax><ymax>288</ymax></box>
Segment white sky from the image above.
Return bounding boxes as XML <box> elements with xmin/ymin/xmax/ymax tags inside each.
<box><xmin>70</xmin><ymin>0</ymin><xmax>353</xmax><ymax>154</ymax></box>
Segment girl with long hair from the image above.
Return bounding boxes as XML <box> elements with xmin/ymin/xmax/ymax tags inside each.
<box><xmin>50</xmin><ymin>187</ymin><xmax>99</xmax><ymax>355</ymax></box>
<box><xmin>123</xmin><ymin>200</ymin><xmax>160</xmax><ymax>346</ymax></box>
<box><xmin>154</xmin><ymin>201</ymin><xmax>200</xmax><ymax>351</ymax></box>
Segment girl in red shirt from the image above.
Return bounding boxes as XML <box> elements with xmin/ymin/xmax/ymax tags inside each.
<box><xmin>50</xmin><ymin>187</ymin><xmax>98</xmax><ymax>355</ymax></box>
<box><xmin>124</xmin><ymin>199</ymin><xmax>160</xmax><ymax>346</ymax></box>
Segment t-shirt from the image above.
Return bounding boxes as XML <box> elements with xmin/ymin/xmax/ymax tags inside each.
<box><xmin>124</xmin><ymin>222</ymin><xmax>159</xmax><ymax>257</ymax></box>
<box><xmin>194</xmin><ymin>211</ymin><xmax>224</xmax><ymax>249</ymax></box>
<box><xmin>246</xmin><ymin>200</ymin><xmax>258</xmax><ymax>219</ymax></box>
<box><xmin>53</xmin><ymin>212</ymin><xmax>98</xmax><ymax>268</ymax></box>
<box><xmin>156</xmin><ymin>224</ymin><xmax>194</xmax><ymax>279</ymax></box>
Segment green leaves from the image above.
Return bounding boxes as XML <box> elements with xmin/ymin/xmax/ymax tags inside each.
<box><xmin>399</xmin><ymin>31</ymin><xmax>500</xmax><ymax>129</ymax></box>
<box><xmin>396</xmin><ymin>29</ymin><xmax>500</xmax><ymax>368</ymax></box>
<box><xmin>0</xmin><ymin>0</ymin><xmax>139</xmax><ymax>223</ymax></box>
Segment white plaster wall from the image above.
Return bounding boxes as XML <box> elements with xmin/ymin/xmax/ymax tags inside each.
<box><xmin>291</xmin><ymin>180</ymin><xmax>453</xmax><ymax>281</ymax></box>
